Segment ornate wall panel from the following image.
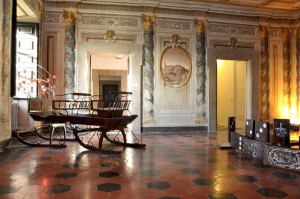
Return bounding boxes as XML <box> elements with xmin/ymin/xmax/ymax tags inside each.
<box><xmin>158</xmin><ymin>19</ymin><xmax>191</xmax><ymax>31</ymax></box>
<box><xmin>207</xmin><ymin>23</ymin><xmax>256</xmax><ymax>36</ymax></box>
<box><xmin>44</xmin><ymin>13</ymin><xmax>61</xmax><ymax>24</ymax></box>
<box><xmin>80</xmin><ymin>15</ymin><xmax>139</xmax><ymax>27</ymax></box>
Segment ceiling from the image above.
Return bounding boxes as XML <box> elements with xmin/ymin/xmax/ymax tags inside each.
<box><xmin>16</xmin><ymin>0</ymin><xmax>300</xmax><ymax>23</ymax></box>
<box><xmin>17</xmin><ymin>0</ymin><xmax>38</xmax><ymax>22</ymax></box>
<box><xmin>189</xmin><ymin>0</ymin><xmax>300</xmax><ymax>11</ymax></box>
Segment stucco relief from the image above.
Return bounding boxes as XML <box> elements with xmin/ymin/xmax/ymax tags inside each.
<box><xmin>208</xmin><ymin>23</ymin><xmax>256</xmax><ymax>36</ymax></box>
<box><xmin>209</xmin><ymin>39</ymin><xmax>254</xmax><ymax>49</ymax></box>
<box><xmin>158</xmin><ymin>19</ymin><xmax>191</xmax><ymax>31</ymax></box>
<box><xmin>44</xmin><ymin>13</ymin><xmax>61</xmax><ymax>23</ymax></box>
<box><xmin>81</xmin><ymin>15</ymin><xmax>138</xmax><ymax>27</ymax></box>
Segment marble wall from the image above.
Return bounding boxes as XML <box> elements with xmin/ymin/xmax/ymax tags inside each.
<box><xmin>38</xmin><ymin>1</ymin><xmax>300</xmax><ymax>133</ymax></box>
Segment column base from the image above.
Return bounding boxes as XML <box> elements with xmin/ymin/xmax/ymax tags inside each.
<box><xmin>143</xmin><ymin>117</ymin><xmax>156</xmax><ymax>125</ymax></box>
<box><xmin>195</xmin><ymin>116</ymin><xmax>207</xmax><ymax>124</ymax></box>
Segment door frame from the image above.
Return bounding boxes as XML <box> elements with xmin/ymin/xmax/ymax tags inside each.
<box><xmin>207</xmin><ymin>47</ymin><xmax>259</xmax><ymax>131</ymax></box>
<box><xmin>216</xmin><ymin>59</ymin><xmax>248</xmax><ymax>130</ymax></box>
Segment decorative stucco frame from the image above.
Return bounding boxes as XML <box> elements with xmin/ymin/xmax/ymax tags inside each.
<box><xmin>159</xmin><ymin>45</ymin><xmax>192</xmax><ymax>88</ymax></box>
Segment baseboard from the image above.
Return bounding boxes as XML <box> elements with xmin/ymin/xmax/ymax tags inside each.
<box><xmin>141</xmin><ymin>126</ymin><xmax>208</xmax><ymax>133</ymax></box>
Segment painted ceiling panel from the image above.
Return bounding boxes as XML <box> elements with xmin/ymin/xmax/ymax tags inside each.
<box><xmin>189</xmin><ymin>0</ymin><xmax>300</xmax><ymax>10</ymax></box>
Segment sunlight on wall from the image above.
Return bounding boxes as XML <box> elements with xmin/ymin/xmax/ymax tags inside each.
<box><xmin>217</xmin><ymin>59</ymin><xmax>246</xmax><ymax>130</ymax></box>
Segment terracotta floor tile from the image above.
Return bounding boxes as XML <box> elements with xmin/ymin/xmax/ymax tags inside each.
<box><xmin>0</xmin><ymin>132</ymin><xmax>300</xmax><ymax>198</ymax></box>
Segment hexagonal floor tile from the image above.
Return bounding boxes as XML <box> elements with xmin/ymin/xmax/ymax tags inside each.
<box><xmin>0</xmin><ymin>185</ymin><xmax>19</xmax><ymax>195</ymax></box>
<box><xmin>208</xmin><ymin>192</ymin><xmax>238</xmax><ymax>199</ymax></box>
<box><xmin>257</xmin><ymin>188</ymin><xmax>288</xmax><ymax>198</ymax></box>
<box><xmin>181</xmin><ymin>168</ymin><xmax>201</xmax><ymax>174</ymax></box>
<box><xmin>55</xmin><ymin>172</ymin><xmax>77</xmax><ymax>179</ymax></box>
<box><xmin>99</xmin><ymin>171</ymin><xmax>120</xmax><ymax>178</ymax></box>
<box><xmin>235</xmin><ymin>175</ymin><xmax>258</xmax><ymax>183</ymax></box>
<box><xmin>48</xmin><ymin>184</ymin><xmax>71</xmax><ymax>194</ymax></box>
<box><xmin>147</xmin><ymin>181</ymin><xmax>171</xmax><ymax>190</ymax></box>
<box><xmin>193</xmin><ymin>178</ymin><xmax>215</xmax><ymax>186</ymax></box>
<box><xmin>272</xmin><ymin>172</ymin><xmax>297</xmax><ymax>179</ymax></box>
<box><xmin>158</xmin><ymin>196</ymin><xmax>181</xmax><ymax>199</ymax></box>
<box><xmin>97</xmin><ymin>183</ymin><xmax>121</xmax><ymax>192</ymax></box>
<box><xmin>251</xmin><ymin>163</ymin><xmax>271</xmax><ymax>168</ymax></box>
<box><xmin>100</xmin><ymin>163</ymin><xmax>112</xmax><ymax>167</ymax></box>
<box><xmin>63</xmin><ymin>163</ymin><xmax>80</xmax><ymax>168</ymax></box>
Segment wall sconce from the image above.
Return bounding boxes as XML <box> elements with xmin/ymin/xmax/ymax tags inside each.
<box><xmin>170</xmin><ymin>34</ymin><xmax>181</xmax><ymax>47</ymax></box>
<box><xmin>103</xmin><ymin>30</ymin><xmax>117</xmax><ymax>42</ymax></box>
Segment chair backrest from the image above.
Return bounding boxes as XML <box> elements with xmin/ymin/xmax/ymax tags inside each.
<box><xmin>91</xmin><ymin>91</ymin><xmax>132</xmax><ymax>116</ymax></box>
<box><xmin>272</xmin><ymin>119</ymin><xmax>290</xmax><ymax>147</ymax></box>
<box><xmin>52</xmin><ymin>93</ymin><xmax>92</xmax><ymax>115</ymax></box>
<box><xmin>245</xmin><ymin>119</ymin><xmax>255</xmax><ymax>139</ymax></box>
<box><xmin>254</xmin><ymin>121</ymin><xmax>270</xmax><ymax>142</ymax></box>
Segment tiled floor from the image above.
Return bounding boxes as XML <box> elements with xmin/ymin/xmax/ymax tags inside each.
<box><xmin>0</xmin><ymin>132</ymin><xmax>300</xmax><ymax>199</ymax></box>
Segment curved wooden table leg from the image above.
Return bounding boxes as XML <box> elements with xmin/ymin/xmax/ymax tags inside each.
<box><xmin>105</xmin><ymin>129</ymin><xmax>146</xmax><ymax>148</ymax></box>
<box><xmin>72</xmin><ymin>127</ymin><xmax>121</xmax><ymax>154</ymax></box>
<box><xmin>13</xmin><ymin>129</ymin><xmax>67</xmax><ymax>148</ymax></box>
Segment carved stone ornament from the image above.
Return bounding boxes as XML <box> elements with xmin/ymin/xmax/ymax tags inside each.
<box><xmin>158</xmin><ymin>19</ymin><xmax>191</xmax><ymax>31</ymax></box>
<box><xmin>81</xmin><ymin>15</ymin><xmax>138</xmax><ymax>27</ymax></box>
<box><xmin>44</xmin><ymin>13</ymin><xmax>61</xmax><ymax>23</ymax></box>
<box><xmin>208</xmin><ymin>23</ymin><xmax>256</xmax><ymax>36</ymax></box>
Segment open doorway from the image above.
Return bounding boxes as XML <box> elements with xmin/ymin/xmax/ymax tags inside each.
<box><xmin>217</xmin><ymin>59</ymin><xmax>247</xmax><ymax>131</ymax></box>
<box><xmin>90</xmin><ymin>53</ymin><xmax>129</xmax><ymax>96</ymax></box>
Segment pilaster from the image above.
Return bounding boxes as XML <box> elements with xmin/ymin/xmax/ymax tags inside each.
<box><xmin>63</xmin><ymin>10</ymin><xmax>78</xmax><ymax>95</ymax></box>
<box><xmin>141</xmin><ymin>15</ymin><xmax>156</xmax><ymax>125</ymax></box>
<box><xmin>260</xmin><ymin>25</ymin><xmax>270</xmax><ymax>120</ymax></box>
<box><xmin>194</xmin><ymin>19</ymin><xmax>207</xmax><ymax>124</ymax></box>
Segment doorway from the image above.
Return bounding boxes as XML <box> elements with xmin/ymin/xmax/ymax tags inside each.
<box><xmin>217</xmin><ymin>59</ymin><xmax>247</xmax><ymax>131</ymax></box>
<box><xmin>90</xmin><ymin>53</ymin><xmax>128</xmax><ymax>96</ymax></box>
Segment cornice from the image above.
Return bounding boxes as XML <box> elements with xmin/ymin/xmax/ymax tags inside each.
<box><xmin>44</xmin><ymin>1</ymin><xmax>298</xmax><ymax>26</ymax></box>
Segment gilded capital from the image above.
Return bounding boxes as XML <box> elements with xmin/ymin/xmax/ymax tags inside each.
<box><xmin>63</xmin><ymin>10</ymin><xmax>79</xmax><ymax>26</ymax></box>
<box><xmin>141</xmin><ymin>15</ymin><xmax>156</xmax><ymax>29</ymax></box>
<box><xmin>194</xmin><ymin>19</ymin><xmax>206</xmax><ymax>33</ymax></box>
<box><xmin>259</xmin><ymin>25</ymin><xmax>270</xmax><ymax>38</ymax></box>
